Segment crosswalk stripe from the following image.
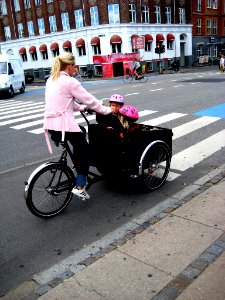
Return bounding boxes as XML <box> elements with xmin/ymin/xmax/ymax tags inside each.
<box><xmin>0</xmin><ymin>107</ymin><xmax>44</xmax><ymax>120</ymax></box>
<box><xmin>0</xmin><ymin>100</ymin><xmax>21</xmax><ymax>107</ymax></box>
<box><xmin>0</xmin><ymin>101</ymin><xmax>34</xmax><ymax>111</ymax></box>
<box><xmin>172</xmin><ymin>116</ymin><xmax>220</xmax><ymax>140</ymax></box>
<box><xmin>29</xmin><ymin>110</ymin><xmax>157</xmax><ymax>135</ymax></box>
<box><xmin>0</xmin><ymin>112</ymin><xmax>44</xmax><ymax>125</ymax></box>
<box><xmin>141</xmin><ymin>113</ymin><xmax>187</xmax><ymax>126</ymax></box>
<box><xmin>0</xmin><ymin>104</ymin><xmax>45</xmax><ymax>116</ymax></box>
<box><xmin>0</xmin><ymin>102</ymin><xmax>44</xmax><ymax>114</ymax></box>
<box><xmin>171</xmin><ymin>129</ymin><xmax>225</xmax><ymax>172</ymax></box>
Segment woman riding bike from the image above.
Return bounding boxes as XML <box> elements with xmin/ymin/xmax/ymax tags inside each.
<box><xmin>44</xmin><ymin>52</ymin><xmax>111</xmax><ymax>201</ymax></box>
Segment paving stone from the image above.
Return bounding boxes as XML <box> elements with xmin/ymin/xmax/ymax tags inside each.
<box><xmin>181</xmin><ymin>266</ymin><xmax>201</xmax><ymax>279</ymax></box>
<box><xmin>206</xmin><ymin>244</ymin><xmax>224</xmax><ymax>256</ymax></box>
<box><xmin>214</xmin><ymin>239</ymin><xmax>225</xmax><ymax>249</ymax></box>
<box><xmin>169</xmin><ymin>274</ymin><xmax>193</xmax><ymax>292</ymax></box>
<box><xmin>152</xmin><ymin>286</ymin><xmax>180</xmax><ymax>300</ymax></box>
<box><xmin>199</xmin><ymin>252</ymin><xmax>216</xmax><ymax>263</ymax></box>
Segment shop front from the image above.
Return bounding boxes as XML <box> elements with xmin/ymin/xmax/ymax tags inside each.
<box><xmin>93</xmin><ymin>53</ymin><xmax>141</xmax><ymax>78</ymax></box>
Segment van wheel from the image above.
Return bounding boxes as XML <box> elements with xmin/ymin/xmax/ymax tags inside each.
<box><xmin>19</xmin><ymin>83</ymin><xmax>25</xmax><ymax>94</ymax></box>
<box><xmin>8</xmin><ymin>86</ymin><xmax>14</xmax><ymax>98</ymax></box>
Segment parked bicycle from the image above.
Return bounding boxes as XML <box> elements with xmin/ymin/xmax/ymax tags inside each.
<box><xmin>73</xmin><ymin>73</ymin><xmax>83</xmax><ymax>84</ymax></box>
<box><xmin>24</xmin><ymin>110</ymin><xmax>173</xmax><ymax>218</ymax></box>
<box><xmin>123</xmin><ymin>69</ymin><xmax>149</xmax><ymax>84</ymax></box>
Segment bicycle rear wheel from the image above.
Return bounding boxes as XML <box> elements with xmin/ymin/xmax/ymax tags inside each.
<box><xmin>25</xmin><ymin>164</ymin><xmax>74</xmax><ymax>218</ymax></box>
<box><xmin>139</xmin><ymin>75</ymin><xmax>149</xmax><ymax>83</ymax></box>
<box><xmin>140</xmin><ymin>142</ymin><xmax>171</xmax><ymax>191</ymax></box>
<box><xmin>122</xmin><ymin>76</ymin><xmax>133</xmax><ymax>84</ymax></box>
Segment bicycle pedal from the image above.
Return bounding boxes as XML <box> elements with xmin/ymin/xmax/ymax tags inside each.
<box><xmin>80</xmin><ymin>197</ymin><xmax>86</xmax><ymax>201</ymax></box>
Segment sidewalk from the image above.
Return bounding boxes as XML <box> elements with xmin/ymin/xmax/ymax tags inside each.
<box><xmin>32</xmin><ymin>65</ymin><xmax>219</xmax><ymax>84</ymax></box>
<box><xmin>3</xmin><ymin>165</ymin><xmax>225</xmax><ymax>300</ymax></box>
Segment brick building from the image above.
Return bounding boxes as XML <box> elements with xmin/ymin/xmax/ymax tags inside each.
<box><xmin>192</xmin><ymin>0</ymin><xmax>225</xmax><ymax>65</ymax></box>
<box><xmin>0</xmin><ymin>0</ymin><xmax>192</xmax><ymax>79</ymax></box>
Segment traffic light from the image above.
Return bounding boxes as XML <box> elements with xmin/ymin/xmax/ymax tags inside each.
<box><xmin>161</xmin><ymin>45</ymin><xmax>165</xmax><ymax>53</ymax></box>
<box><xmin>155</xmin><ymin>44</ymin><xmax>160</xmax><ymax>54</ymax></box>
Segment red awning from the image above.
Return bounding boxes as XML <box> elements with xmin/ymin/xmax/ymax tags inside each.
<box><xmin>145</xmin><ymin>34</ymin><xmax>153</xmax><ymax>42</ymax></box>
<box><xmin>76</xmin><ymin>38</ymin><xmax>85</xmax><ymax>47</ymax></box>
<box><xmin>63</xmin><ymin>40</ymin><xmax>72</xmax><ymax>49</ymax></box>
<box><xmin>110</xmin><ymin>35</ymin><xmax>122</xmax><ymax>44</ymax></box>
<box><xmin>29</xmin><ymin>46</ymin><xmax>36</xmax><ymax>54</ymax></box>
<box><xmin>19</xmin><ymin>47</ymin><xmax>26</xmax><ymax>55</ymax></box>
<box><xmin>39</xmin><ymin>44</ymin><xmax>47</xmax><ymax>52</ymax></box>
<box><xmin>50</xmin><ymin>42</ymin><xmax>59</xmax><ymax>50</ymax></box>
<box><xmin>91</xmin><ymin>36</ymin><xmax>100</xmax><ymax>46</ymax></box>
<box><xmin>131</xmin><ymin>34</ymin><xmax>139</xmax><ymax>39</ymax></box>
<box><xmin>156</xmin><ymin>34</ymin><xmax>164</xmax><ymax>42</ymax></box>
<box><xmin>167</xmin><ymin>33</ymin><xmax>175</xmax><ymax>41</ymax></box>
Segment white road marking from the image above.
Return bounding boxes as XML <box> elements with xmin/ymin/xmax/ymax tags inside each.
<box><xmin>171</xmin><ymin>129</ymin><xmax>225</xmax><ymax>171</ymax></box>
<box><xmin>141</xmin><ymin>113</ymin><xmax>187</xmax><ymax>126</ymax></box>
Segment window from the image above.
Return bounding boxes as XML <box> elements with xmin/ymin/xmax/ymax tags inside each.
<box><xmin>206</xmin><ymin>19</ymin><xmax>211</xmax><ymax>35</ymax></box>
<box><xmin>41</xmin><ymin>51</ymin><xmax>48</xmax><ymax>60</ymax></box>
<box><xmin>27</xmin><ymin>21</ymin><xmax>34</xmax><ymax>36</ymax></box>
<box><xmin>93</xmin><ymin>45</ymin><xmax>101</xmax><ymax>55</ymax></box>
<box><xmin>112</xmin><ymin>43</ymin><xmax>121</xmax><ymax>54</ymax></box>
<box><xmin>108</xmin><ymin>4</ymin><xmax>120</xmax><ymax>24</ymax></box>
<box><xmin>21</xmin><ymin>53</ymin><xmax>27</xmax><ymax>62</ymax></box>
<box><xmin>49</xmin><ymin>15</ymin><xmax>57</xmax><ymax>32</ymax></box>
<box><xmin>77</xmin><ymin>47</ymin><xmax>86</xmax><ymax>56</ymax></box>
<box><xmin>167</xmin><ymin>41</ymin><xmax>173</xmax><ymax>50</ymax></box>
<box><xmin>207</xmin><ymin>0</ymin><xmax>212</xmax><ymax>8</ymax></box>
<box><xmin>38</xmin><ymin>18</ymin><xmax>45</xmax><ymax>35</ymax></box>
<box><xmin>90</xmin><ymin>6</ymin><xmax>99</xmax><ymax>26</ymax></box>
<box><xmin>165</xmin><ymin>7</ymin><xmax>171</xmax><ymax>24</ymax></box>
<box><xmin>31</xmin><ymin>52</ymin><xmax>38</xmax><ymax>61</ymax></box>
<box><xmin>35</xmin><ymin>0</ymin><xmax>41</xmax><ymax>6</ymax></box>
<box><xmin>142</xmin><ymin>6</ymin><xmax>149</xmax><ymax>23</ymax></box>
<box><xmin>74</xmin><ymin>9</ymin><xmax>84</xmax><ymax>28</ymax></box>
<box><xmin>17</xmin><ymin>23</ymin><xmax>23</xmax><ymax>38</ymax></box>
<box><xmin>61</xmin><ymin>12</ymin><xmax>70</xmax><ymax>31</ymax></box>
<box><xmin>154</xmin><ymin>6</ymin><xmax>161</xmax><ymax>23</ymax></box>
<box><xmin>212</xmin><ymin>0</ymin><xmax>218</xmax><ymax>9</ymax></box>
<box><xmin>196</xmin><ymin>45</ymin><xmax>203</xmax><ymax>57</ymax></box>
<box><xmin>47</xmin><ymin>0</ymin><xmax>53</xmax><ymax>2</ymax></box>
<box><xmin>1</xmin><ymin>0</ymin><xmax>7</xmax><ymax>15</ymax></box>
<box><xmin>196</xmin><ymin>18</ymin><xmax>201</xmax><ymax>35</ymax></box>
<box><xmin>179</xmin><ymin>8</ymin><xmax>186</xmax><ymax>24</ymax></box>
<box><xmin>145</xmin><ymin>41</ymin><xmax>152</xmax><ymax>52</ymax></box>
<box><xmin>129</xmin><ymin>4</ymin><xmax>136</xmax><ymax>23</ymax></box>
<box><xmin>212</xmin><ymin>19</ymin><xmax>217</xmax><ymax>34</ymax></box>
<box><xmin>24</xmin><ymin>0</ymin><xmax>31</xmax><ymax>9</ymax></box>
<box><xmin>13</xmin><ymin>0</ymin><xmax>20</xmax><ymax>12</ymax></box>
<box><xmin>197</xmin><ymin>0</ymin><xmax>201</xmax><ymax>11</ymax></box>
<box><xmin>4</xmin><ymin>26</ymin><xmax>11</xmax><ymax>40</ymax></box>
<box><xmin>212</xmin><ymin>44</ymin><xmax>217</xmax><ymax>57</ymax></box>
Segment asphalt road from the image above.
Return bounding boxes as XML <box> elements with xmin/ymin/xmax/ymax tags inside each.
<box><xmin>0</xmin><ymin>67</ymin><xmax>225</xmax><ymax>295</ymax></box>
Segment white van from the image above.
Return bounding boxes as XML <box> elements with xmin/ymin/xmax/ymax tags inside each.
<box><xmin>0</xmin><ymin>54</ymin><xmax>25</xmax><ymax>97</ymax></box>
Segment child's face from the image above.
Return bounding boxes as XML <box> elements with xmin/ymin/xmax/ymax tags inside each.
<box><xmin>110</xmin><ymin>102</ymin><xmax>123</xmax><ymax>114</ymax></box>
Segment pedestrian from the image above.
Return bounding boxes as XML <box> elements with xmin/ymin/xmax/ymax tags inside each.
<box><xmin>43</xmin><ymin>52</ymin><xmax>112</xmax><ymax>200</ymax></box>
<box><xmin>219</xmin><ymin>54</ymin><xmax>224</xmax><ymax>73</ymax></box>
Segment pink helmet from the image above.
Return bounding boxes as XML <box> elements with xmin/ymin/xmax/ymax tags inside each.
<box><xmin>119</xmin><ymin>105</ymin><xmax>139</xmax><ymax>121</ymax></box>
<box><xmin>109</xmin><ymin>94</ymin><xmax>124</xmax><ymax>105</ymax></box>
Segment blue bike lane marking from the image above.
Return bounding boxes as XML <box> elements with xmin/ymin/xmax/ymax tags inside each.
<box><xmin>193</xmin><ymin>102</ymin><xmax>225</xmax><ymax>119</ymax></box>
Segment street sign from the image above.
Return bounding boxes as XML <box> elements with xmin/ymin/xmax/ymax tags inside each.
<box><xmin>132</xmin><ymin>36</ymin><xmax>145</xmax><ymax>49</ymax></box>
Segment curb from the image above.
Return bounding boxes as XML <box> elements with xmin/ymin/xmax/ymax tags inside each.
<box><xmin>3</xmin><ymin>164</ymin><xmax>225</xmax><ymax>300</ymax></box>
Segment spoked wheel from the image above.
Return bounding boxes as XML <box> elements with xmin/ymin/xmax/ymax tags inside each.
<box><xmin>140</xmin><ymin>142</ymin><xmax>171</xmax><ymax>191</ymax></box>
<box><xmin>139</xmin><ymin>75</ymin><xmax>148</xmax><ymax>83</ymax></box>
<box><xmin>25</xmin><ymin>164</ymin><xmax>75</xmax><ymax>218</ymax></box>
<box><xmin>122</xmin><ymin>76</ymin><xmax>133</xmax><ymax>84</ymax></box>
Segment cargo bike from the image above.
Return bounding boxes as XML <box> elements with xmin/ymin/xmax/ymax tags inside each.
<box><xmin>24</xmin><ymin>111</ymin><xmax>173</xmax><ymax>218</ymax></box>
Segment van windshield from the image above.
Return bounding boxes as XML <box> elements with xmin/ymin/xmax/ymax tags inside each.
<box><xmin>0</xmin><ymin>62</ymin><xmax>7</xmax><ymax>74</ymax></box>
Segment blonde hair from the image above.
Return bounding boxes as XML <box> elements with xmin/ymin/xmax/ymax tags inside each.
<box><xmin>51</xmin><ymin>52</ymin><xmax>75</xmax><ymax>80</ymax></box>
<box><xmin>118</xmin><ymin>115</ymin><xmax>129</xmax><ymax>130</ymax></box>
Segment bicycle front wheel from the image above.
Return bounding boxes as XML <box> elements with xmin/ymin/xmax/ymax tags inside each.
<box><xmin>122</xmin><ymin>76</ymin><xmax>133</xmax><ymax>84</ymax></box>
<box><xmin>25</xmin><ymin>163</ymin><xmax>74</xmax><ymax>218</ymax></box>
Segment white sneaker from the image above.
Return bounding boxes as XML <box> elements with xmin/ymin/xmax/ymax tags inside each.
<box><xmin>72</xmin><ymin>187</ymin><xmax>90</xmax><ymax>200</ymax></box>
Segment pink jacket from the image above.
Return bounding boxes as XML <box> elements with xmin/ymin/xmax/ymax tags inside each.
<box><xmin>43</xmin><ymin>71</ymin><xmax>111</xmax><ymax>152</ymax></box>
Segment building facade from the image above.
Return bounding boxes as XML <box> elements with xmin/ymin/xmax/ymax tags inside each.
<box><xmin>192</xmin><ymin>0</ymin><xmax>225</xmax><ymax>65</ymax></box>
<box><xmin>0</xmin><ymin>0</ymin><xmax>193</xmax><ymax>78</ymax></box>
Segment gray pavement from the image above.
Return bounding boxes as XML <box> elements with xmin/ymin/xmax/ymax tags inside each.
<box><xmin>3</xmin><ymin>164</ymin><xmax>225</xmax><ymax>300</ymax></box>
